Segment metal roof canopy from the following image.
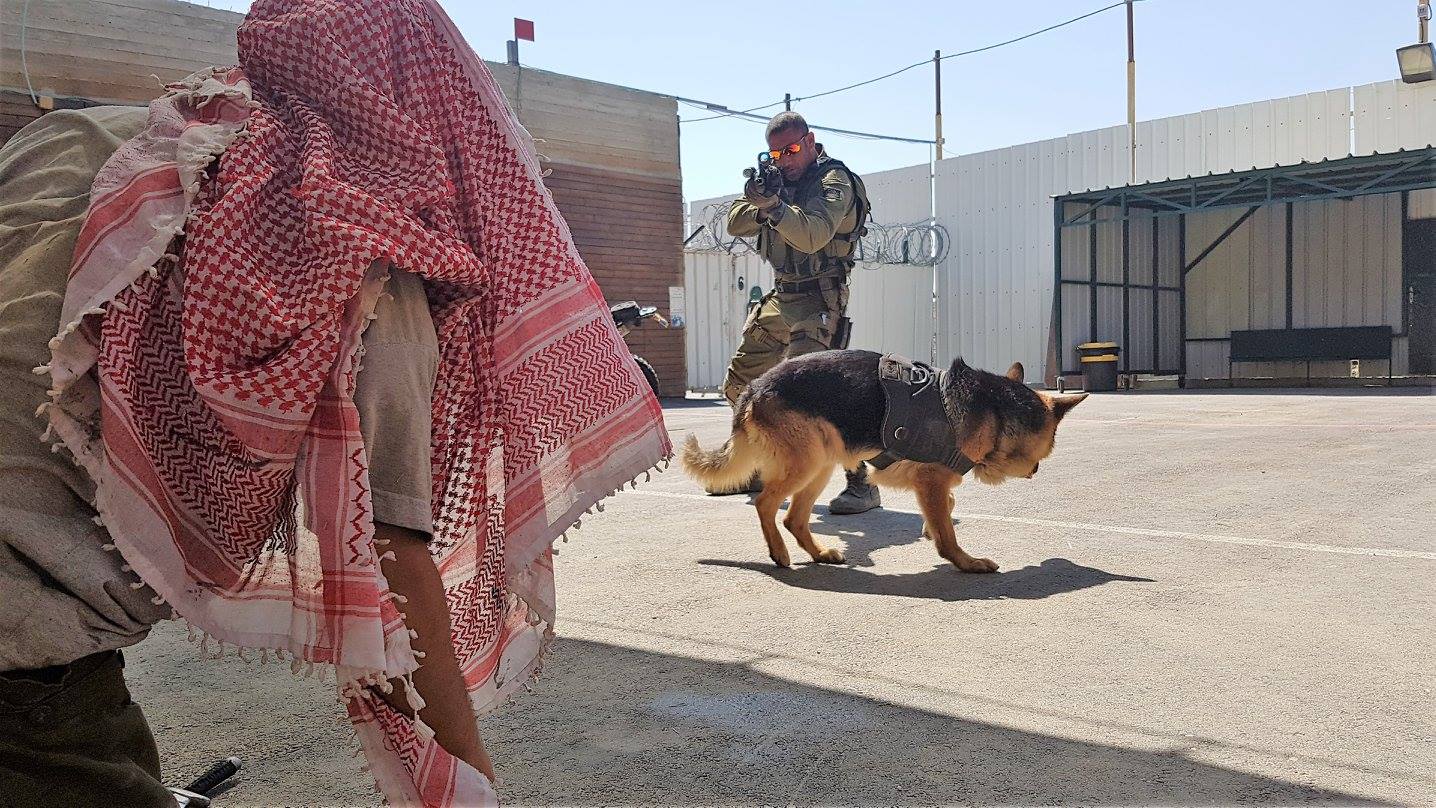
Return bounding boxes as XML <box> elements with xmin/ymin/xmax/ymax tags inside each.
<box><xmin>1051</xmin><ymin>147</ymin><xmax>1436</xmax><ymax>384</ymax></box>
<box><xmin>1057</xmin><ymin>147</ymin><xmax>1436</xmax><ymax>227</ymax></box>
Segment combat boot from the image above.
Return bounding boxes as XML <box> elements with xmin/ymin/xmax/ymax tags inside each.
<box><xmin>828</xmin><ymin>464</ymin><xmax>880</xmax><ymax>514</ymax></box>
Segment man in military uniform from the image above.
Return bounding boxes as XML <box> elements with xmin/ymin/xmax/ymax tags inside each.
<box><xmin>713</xmin><ymin>111</ymin><xmax>880</xmax><ymax>514</ymax></box>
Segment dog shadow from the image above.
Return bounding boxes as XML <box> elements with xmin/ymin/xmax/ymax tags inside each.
<box><xmin>697</xmin><ymin>556</ymin><xmax>1153</xmax><ymax>602</ymax></box>
<box><xmin>803</xmin><ymin>505</ymin><xmax>954</xmax><ymax>567</ymax></box>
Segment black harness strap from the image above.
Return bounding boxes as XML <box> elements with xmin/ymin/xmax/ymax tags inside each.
<box><xmin>868</xmin><ymin>354</ymin><xmax>975</xmax><ymax>476</ymax></box>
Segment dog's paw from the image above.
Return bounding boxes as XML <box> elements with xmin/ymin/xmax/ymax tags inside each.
<box><xmin>956</xmin><ymin>556</ymin><xmax>999</xmax><ymax>573</ymax></box>
<box><xmin>814</xmin><ymin>547</ymin><xmax>846</xmax><ymax>564</ymax></box>
<box><xmin>770</xmin><ymin>553</ymin><xmax>792</xmax><ymax>569</ymax></box>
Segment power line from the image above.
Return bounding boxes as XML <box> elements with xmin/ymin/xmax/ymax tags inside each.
<box><xmin>678</xmin><ymin>0</ymin><xmax>1147</xmax><ymax>132</ymax></box>
<box><xmin>938</xmin><ymin>0</ymin><xmax>1138</xmax><ymax>64</ymax></box>
<box><xmin>676</xmin><ymin>97</ymin><xmax>935</xmax><ymax>144</ymax></box>
<box><xmin>681</xmin><ymin>99</ymin><xmax>788</xmax><ymax>124</ymax></box>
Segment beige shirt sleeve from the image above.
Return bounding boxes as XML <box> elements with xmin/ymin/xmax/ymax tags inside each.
<box><xmin>353</xmin><ymin>267</ymin><xmax>440</xmax><ymax>537</ymax></box>
<box><xmin>0</xmin><ymin>107</ymin><xmax>172</xmax><ymax>670</ymax></box>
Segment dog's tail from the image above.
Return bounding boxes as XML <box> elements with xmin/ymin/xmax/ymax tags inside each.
<box><xmin>680</xmin><ymin>416</ymin><xmax>761</xmax><ymax>489</ymax></box>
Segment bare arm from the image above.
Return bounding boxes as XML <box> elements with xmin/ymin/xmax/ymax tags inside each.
<box><xmin>376</xmin><ymin>522</ymin><xmax>495</xmax><ymax>782</ymax></box>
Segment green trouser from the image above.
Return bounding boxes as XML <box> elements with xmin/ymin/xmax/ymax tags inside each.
<box><xmin>722</xmin><ymin>278</ymin><xmax>849</xmax><ymax>404</ymax></box>
<box><xmin>0</xmin><ymin>650</ymin><xmax>172</xmax><ymax>808</ymax></box>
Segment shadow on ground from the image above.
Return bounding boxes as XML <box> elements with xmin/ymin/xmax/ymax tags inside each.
<box><xmin>487</xmin><ymin>637</ymin><xmax>1388</xmax><ymax>806</ymax></box>
<box><xmin>724</xmin><ymin>493</ymin><xmax>984</xmax><ymax>568</ymax></box>
<box><xmin>803</xmin><ymin>504</ymin><xmax>967</xmax><ymax>567</ymax></box>
<box><xmin>698</xmin><ymin>556</ymin><xmax>1153</xmax><ymax>602</ymax></box>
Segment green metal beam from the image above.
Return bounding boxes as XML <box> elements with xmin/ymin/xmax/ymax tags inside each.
<box><xmin>1183</xmin><ymin>206</ymin><xmax>1260</xmax><ymax>276</ymax></box>
<box><xmin>1057</xmin><ymin>148</ymin><xmax>1436</xmax><ymax>227</ymax></box>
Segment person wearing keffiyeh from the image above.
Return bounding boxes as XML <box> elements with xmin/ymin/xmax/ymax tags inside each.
<box><xmin>0</xmin><ymin>1</ymin><xmax>669</xmax><ymax>805</ymax></box>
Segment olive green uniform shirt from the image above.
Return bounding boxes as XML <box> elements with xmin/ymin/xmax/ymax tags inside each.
<box><xmin>726</xmin><ymin>155</ymin><xmax>859</xmax><ymax>283</ymax></box>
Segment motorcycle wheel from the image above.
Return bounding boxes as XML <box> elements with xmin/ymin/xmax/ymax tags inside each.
<box><xmin>633</xmin><ymin>355</ymin><xmax>660</xmax><ymax>397</ymax></box>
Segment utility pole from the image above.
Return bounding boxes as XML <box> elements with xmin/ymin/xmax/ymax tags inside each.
<box><xmin>784</xmin><ymin>93</ymin><xmax>792</xmax><ymax>111</ymax></box>
<box><xmin>934</xmin><ymin>50</ymin><xmax>944</xmax><ymax>160</ymax></box>
<box><xmin>1126</xmin><ymin>0</ymin><xmax>1137</xmax><ymax>182</ymax></box>
<box><xmin>1422</xmin><ymin>0</ymin><xmax>1431</xmax><ymax>43</ymax></box>
<box><xmin>931</xmin><ymin>49</ymin><xmax>944</xmax><ymax>364</ymax></box>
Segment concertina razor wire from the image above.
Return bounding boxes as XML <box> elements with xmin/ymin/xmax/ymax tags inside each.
<box><xmin>683</xmin><ymin>203</ymin><xmax>949</xmax><ymax>268</ymax></box>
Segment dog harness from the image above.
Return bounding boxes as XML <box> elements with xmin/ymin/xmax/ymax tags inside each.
<box><xmin>869</xmin><ymin>354</ymin><xmax>976</xmax><ymax>475</ymax></box>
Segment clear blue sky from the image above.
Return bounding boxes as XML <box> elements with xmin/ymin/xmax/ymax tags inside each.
<box><xmin>204</xmin><ymin>1</ymin><xmax>1414</xmax><ymax>205</ymax></box>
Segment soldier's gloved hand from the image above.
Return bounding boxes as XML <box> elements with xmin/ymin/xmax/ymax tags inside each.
<box><xmin>744</xmin><ymin>178</ymin><xmax>782</xmax><ymax>212</ymax></box>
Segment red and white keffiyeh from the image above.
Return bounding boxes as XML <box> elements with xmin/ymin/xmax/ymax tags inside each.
<box><xmin>38</xmin><ymin>1</ymin><xmax>670</xmax><ymax>804</ymax></box>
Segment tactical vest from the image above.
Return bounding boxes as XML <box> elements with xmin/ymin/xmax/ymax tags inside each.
<box><xmin>758</xmin><ymin>155</ymin><xmax>871</xmax><ymax>285</ymax></box>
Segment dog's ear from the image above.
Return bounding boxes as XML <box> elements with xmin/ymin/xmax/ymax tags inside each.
<box><xmin>949</xmin><ymin>356</ymin><xmax>972</xmax><ymax>378</ymax></box>
<box><xmin>1049</xmin><ymin>393</ymin><xmax>1088</xmax><ymax>422</ymax></box>
<box><xmin>1005</xmin><ymin>362</ymin><xmax>1025</xmax><ymax>382</ymax></box>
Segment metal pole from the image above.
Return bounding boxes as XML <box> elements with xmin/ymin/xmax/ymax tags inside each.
<box><xmin>1292</xmin><ymin>203</ymin><xmax>1303</xmax><ymax>330</ymax></box>
<box><xmin>1421</xmin><ymin>1</ymin><xmax>1431</xmax><ymax>43</ymax></box>
<box><xmin>1178</xmin><ymin>214</ymin><xmax>1187</xmax><ymax>382</ymax></box>
<box><xmin>1151</xmin><ymin>215</ymin><xmax>1160</xmax><ymax>372</ymax></box>
<box><xmin>1054</xmin><ymin>200</ymin><xmax>1065</xmax><ymax>385</ymax></box>
<box><xmin>1126</xmin><ymin>0</ymin><xmax>1137</xmax><ymax>182</ymax></box>
<box><xmin>930</xmin><ymin>50</ymin><xmax>942</xmax><ymax>160</ymax></box>
<box><xmin>934</xmin><ymin>50</ymin><xmax>944</xmax><ymax>161</ymax></box>
<box><xmin>1122</xmin><ymin>199</ymin><xmax>1130</xmax><ymax>373</ymax></box>
<box><xmin>930</xmin><ymin>148</ymin><xmax>939</xmax><ymax>365</ymax></box>
<box><xmin>929</xmin><ymin>54</ymin><xmax>944</xmax><ymax>368</ymax></box>
<box><xmin>1089</xmin><ymin>212</ymin><xmax>1098</xmax><ymax>344</ymax></box>
<box><xmin>784</xmin><ymin>93</ymin><xmax>791</xmax><ymax>111</ymax></box>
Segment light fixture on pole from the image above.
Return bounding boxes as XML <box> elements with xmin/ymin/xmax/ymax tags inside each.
<box><xmin>1397</xmin><ymin>1</ymin><xmax>1435</xmax><ymax>83</ymax></box>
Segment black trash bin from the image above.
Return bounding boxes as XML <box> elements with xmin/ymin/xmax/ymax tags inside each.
<box><xmin>1077</xmin><ymin>341</ymin><xmax>1120</xmax><ymax>392</ymax></box>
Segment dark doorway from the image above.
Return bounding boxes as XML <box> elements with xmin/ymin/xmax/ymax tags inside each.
<box><xmin>1404</xmin><ymin>218</ymin><xmax>1436</xmax><ymax>375</ymax></box>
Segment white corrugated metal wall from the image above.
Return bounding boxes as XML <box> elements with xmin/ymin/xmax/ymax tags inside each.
<box><xmin>682</xmin><ymin>79</ymin><xmax>1436</xmax><ymax>390</ymax></box>
<box><xmin>845</xmin><ymin>164</ymin><xmax>938</xmax><ymax>363</ymax></box>
<box><xmin>1355</xmin><ymin>81</ymin><xmax>1436</xmax><ymax>154</ymax></box>
<box><xmin>684</xmin><ymin>194</ymin><xmax>771</xmax><ymax>392</ymax></box>
<box><xmin>936</xmin><ymin>87</ymin><xmax>1365</xmax><ymax>382</ymax></box>
<box><xmin>947</xmin><ymin>79</ymin><xmax>1436</xmax><ymax>383</ymax></box>
<box><xmin>684</xmin><ymin>250</ymin><xmax>767</xmax><ymax>392</ymax></box>
<box><xmin>1134</xmin><ymin>90</ymin><xmax>1353</xmax><ymax>185</ymax></box>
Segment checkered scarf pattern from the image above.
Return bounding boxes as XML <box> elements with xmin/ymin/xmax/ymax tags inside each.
<box><xmin>42</xmin><ymin>1</ymin><xmax>669</xmax><ymax>804</ymax></box>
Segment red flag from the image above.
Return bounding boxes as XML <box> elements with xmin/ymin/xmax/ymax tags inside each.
<box><xmin>514</xmin><ymin>18</ymin><xmax>534</xmax><ymax>42</ymax></box>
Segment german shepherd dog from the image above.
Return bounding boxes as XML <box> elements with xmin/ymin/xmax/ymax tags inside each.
<box><xmin>682</xmin><ymin>350</ymin><xmax>1086</xmax><ymax>572</ymax></box>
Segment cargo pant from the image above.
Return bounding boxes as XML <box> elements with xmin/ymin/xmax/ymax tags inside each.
<box><xmin>0</xmin><ymin>650</ymin><xmax>172</xmax><ymax>808</ymax></box>
<box><xmin>721</xmin><ymin>277</ymin><xmax>849</xmax><ymax>404</ymax></box>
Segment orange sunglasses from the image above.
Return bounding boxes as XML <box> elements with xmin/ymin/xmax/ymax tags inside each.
<box><xmin>766</xmin><ymin>141</ymin><xmax>803</xmax><ymax>160</ymax></box>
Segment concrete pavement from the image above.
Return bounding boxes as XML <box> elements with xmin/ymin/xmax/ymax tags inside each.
<box><xmin>131</xmin><ymin>389</ymin><xmax>1436</xmax><ymax>806</ymax></box>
